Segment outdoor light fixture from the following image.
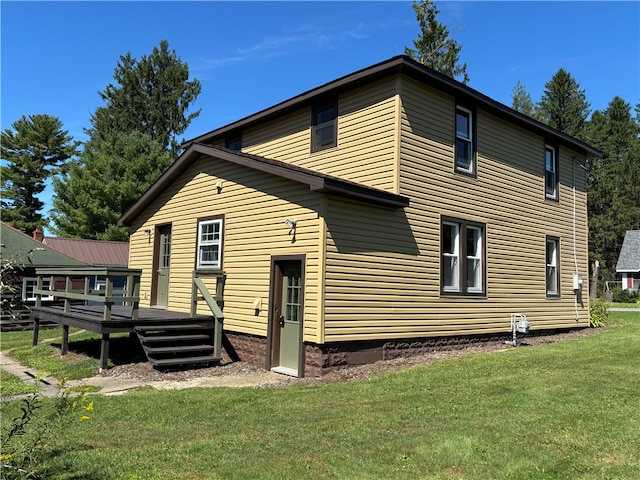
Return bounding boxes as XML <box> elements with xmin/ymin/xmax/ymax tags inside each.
<box><xmin>215</xmin><ymin>181</ymin><xmax>223</xmax><ymax>193</ymax></box>
<box><xmin>144</xmin><ymin>229</ymin><xmax>152</xmax><ymax>244</ymax></box>
<box><xmin>285</xmin><ymin>218</ymin><xmax>297</xmax><ymax>243</ymax></box>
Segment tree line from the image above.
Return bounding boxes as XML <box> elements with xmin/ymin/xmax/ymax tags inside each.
<box><xmin>2</xmin><ymin>2</ymin><xmax>638</xmax><ymax>292</ymax></box>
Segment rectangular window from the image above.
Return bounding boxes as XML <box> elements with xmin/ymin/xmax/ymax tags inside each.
<box><xmin>311</xmin><ymin>103</ymin><xmax>337</xmax><ymax>152</ymax></box>
<box><xmin>22</xmin><ymin>277</ymin><xmax>53</xmax><ymax>302</ymax></box>
<box><xmin>546</xmin><ymin>236</ymin><xmax>560</xmax><ymax>296</ymax></box>
<box><xmin>545</xmin><ymin>144</ymin><xmax>558</xmax><ymax>199</ymax></box>
<box><xmin>197</xmin><ymin>218</ymin><xmax>224</xmax><ymax>270</ymax></box>
<box><xmin>441</xmin><ymin>217</ymin><xmax>485</xmax><ymax>295</ymax></box>
<box><xmin>455</xmin><ymin>106</ymin><xmax>475</xmax><ymax>175</ymax></box>
<box><xmin>225</xmin><ymin>135</ymin><xmax>242</xmax><ymax>151</ymax></box>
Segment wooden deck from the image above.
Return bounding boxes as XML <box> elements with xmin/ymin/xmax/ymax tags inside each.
<box><xmin>31</xmin><ymin>305</ymin><xmax>214</xmax><ymax>371</ymax></box>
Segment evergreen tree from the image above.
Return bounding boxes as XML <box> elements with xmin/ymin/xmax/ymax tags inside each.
<box><xmin>88</xmin><ymin>39</ymin><xmax>201</xmax><ymax>158</ymax></box>
<box><xmin>511</xmin><ymin>80</ymin><xmax>535</xmax><ymax>116</ymax></box>
<box><xmin>585</xmin><ymin>97</ymin><xmax>640</xmax><ymax>287</ymax></box>
<box><xmin>51</xmin><ymin>132</ymin><xmax>171</xmax><ymax>241</ymax></box>
<box><xmin>535</xmin><ymin>68</ymin><xmax>590</xmax><ymax>140</ymax></box>
<box><xmin>1</xmin><ymin>115</ymin><xmax>79</xmax><ymax>235</ymax></box>
<box><xmin>405</xmin><ymin>0</ymin><xmax>469</xmax><ymax>84</ymax></box>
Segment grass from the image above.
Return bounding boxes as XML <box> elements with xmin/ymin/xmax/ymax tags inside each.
<box><xmin>608</xmin><ymin>302</ymin><xmax>640</xmax><ymax>309</ymax></box>
<box><xmin>0</xmin><ymin>369</ymin><xmax>38</xmax><ymax>396</ymax></box>
<box><xmin>1</xmin><ymin>311</ymin><xmax>639</xmax><ymax>479</ymax></box>
<box><xmin>0</xmin><ymin>327</ymin><xmax>80</xmax><ymax>352</ymax></box>
<box><xmin>4</xmin><ymin>330</ymin><xmax>139</xmax><ymax>380</ymax></box>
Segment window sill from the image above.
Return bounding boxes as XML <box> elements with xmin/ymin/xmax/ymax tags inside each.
<box><xmin>195</xmin><ymin>268</ymin><xmax>225</xmax><ymax>275</ymax></box>
<box><xmin>440</xmin><ymin>292</ymin><xmax>487</xmax><ymax>299</ymax></box>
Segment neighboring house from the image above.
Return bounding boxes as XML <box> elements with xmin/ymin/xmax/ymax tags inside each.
<box><xmin>42</xmin><ymin>236</ymin><xmax>129</xmax><ymax>294</ymax></box>
<box><xmin>616</xmin><ymin>230</ymin><xmax>640</xmax><ymax>292</ymax></box>
<box><xmin>118</xmin><ymin>55</ymin><xmax>601</xmax><ymax>377</ymax></box>
<box><xmin>0</xmin><ymin>221</ymin><xmax>85</xmax><ymax>328</ymax></box>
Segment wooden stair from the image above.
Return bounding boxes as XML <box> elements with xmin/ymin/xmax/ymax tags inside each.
<box><xmin>135</xmin><ymin>323</ymin><xmax>221</xmax><ymax>370</ymax></box>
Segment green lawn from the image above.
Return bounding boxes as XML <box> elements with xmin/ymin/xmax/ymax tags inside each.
<box><xmin>1</xmin><ymin>311</ymin><xmax>638</xmax><ymax>479</ymax></box>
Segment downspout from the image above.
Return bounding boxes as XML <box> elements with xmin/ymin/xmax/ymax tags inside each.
<box><xmin>573</xmin><ymin>157</ymin><xmax>579</xmax><ymax>321</ymax></box>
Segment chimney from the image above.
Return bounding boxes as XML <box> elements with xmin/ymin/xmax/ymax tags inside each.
<box><xmin>33</xmin><ymin>228</ymin><xmax>44</xmax><ymax>243</ymax></box>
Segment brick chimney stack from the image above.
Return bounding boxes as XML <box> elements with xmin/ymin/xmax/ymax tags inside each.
<box><xmin>33</xmin><ymin>228</ymin><xmax>44</xmax><ymax>243</ymax></box>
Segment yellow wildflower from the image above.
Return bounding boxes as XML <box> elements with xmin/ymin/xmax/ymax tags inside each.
<box><xmin>79</xmin><ymin>415</ymin><xmax>90</xmax><ymax>422</ymax></box>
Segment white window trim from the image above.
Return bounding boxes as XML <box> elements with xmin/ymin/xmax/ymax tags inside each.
<box><xmin>455</xmin><ymin>106</ymin><xmax>474</xmax><ymax>174</ymax></box>
<box><xmin>443</xmin><ymin>221</ymin><xmax>460</xmax><ymax>292</ymax></box>
<box><xmin>197</xmin><ymin>218</ymin><xmax>223</xmax><ymax>270</ymax></box>
<box><xmin>22</xmin><ymin>277</ymin><xmax>53</xmax><ymax>302</ymax></box>
<box><xmin>546</xmin><ymin>237</ymin><xmax>560</xmax><ymax>296</ymax></box>
<box><xmin>466</xmin><ymin>226</ymin><xmax>483</xmax><ymax>293</ymax></box>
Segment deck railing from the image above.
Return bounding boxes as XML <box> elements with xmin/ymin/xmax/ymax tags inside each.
<box><xmin>191</xmin><ymin>271</ymin><xmax>225</xmax><ymax>358</ymax></box>
<box><xmin>34</xmin><ymin>266</ymin><xmax>142</xmax><ymax>321</ymax></box>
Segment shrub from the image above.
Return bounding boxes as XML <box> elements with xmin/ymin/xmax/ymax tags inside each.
<box><xmin>611</xmin><ymin>287</ymin><xmax>639</xmax><ymax>304</ymax></box>
<box><xmin>589</xmin><ymin>298</ymin><xmax>609</xmax><ymax>328</ymax></box>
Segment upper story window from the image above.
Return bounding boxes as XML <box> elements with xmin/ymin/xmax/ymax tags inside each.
<box><xmin>225</xmin><ymin>135</ymin><xmax>242</xmax><ymax>151</ymax></box>
<box><xmin>311</xmin><ymin>103</ymin><xmax>337</xmax><ymax>152</ymax></box>
<box><xmin>196</xmin><ymin>217</ymin><xmax>224</xmax><ymax>270</ymax></box>
<box><xmin>441</xmin><ymin>217</ymin><xmax>485</xmax><ymax>295</ymax></box>
<box><xmin>546</xmin><ymin>236</ymin><xmax>560</xmax><ymax>297</ymax></box>
<box><xmin>455</xmin><ymin>106</ymin><xmax>476</xmax><ymax>175</ymax></box>
<box><xmin>22</xmin><ymin>277</ymin><xmax>53</xmax><ymax>302</ymax></box>
<box><xmin>545</xmin><ymin>144</ymin><xmax>558</xmax><ymax>200</ymax></box>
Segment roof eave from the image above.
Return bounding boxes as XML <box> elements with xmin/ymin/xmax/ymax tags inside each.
<box><xmin>182</xmin><ymin>55</ymin><xmax>602</xmax><ymax>158</ymax></box>
<box><xmin>118</xmin><ymin>143</ymin><xmax>409</xmax><ymax>227</ymax></box>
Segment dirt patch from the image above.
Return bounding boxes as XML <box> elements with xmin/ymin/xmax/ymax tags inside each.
<box><xmin>96</xmin><ymin>328</ymin><xmax>602</xmax><ymax>388</ymax></box>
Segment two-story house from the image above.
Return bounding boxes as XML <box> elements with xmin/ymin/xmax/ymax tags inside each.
<box><xmin>118</xmin><ymin>56</ymin><xmax>601</xmax><ymax>377</ymax></box>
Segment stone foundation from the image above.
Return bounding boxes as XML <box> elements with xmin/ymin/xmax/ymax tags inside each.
<box><xmin>222</xmin><ymin>329</ymin><xmax>581</xmax><ymax>377</ymax></box>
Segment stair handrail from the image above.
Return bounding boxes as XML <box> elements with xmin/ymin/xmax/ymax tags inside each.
<box><xmin>191</xmin><ymin>272</ymin><xmax>225</xmax><ymax>358</ymax></box>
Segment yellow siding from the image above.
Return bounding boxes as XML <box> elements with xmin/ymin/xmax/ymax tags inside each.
<box><xmin>242</xmin><ymin>77</ymin><xmax>399</xmax><ymax>192</ymax></box>
<box><xmin>322</xmin><ymin>76</ymin><xmax>589</xmax><ymax>341</ymax></box>
<box><xmin>128</xmin><ymin>155</ymin><xmax>324</xmax><ymax>342</ymax></box>
<box><xmin>130</xmin><ymin>72</ymin><xmax>590</xmax><ymax>347</ymax></box>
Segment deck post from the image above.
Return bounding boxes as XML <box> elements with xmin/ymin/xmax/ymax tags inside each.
<box><xmin>35</xmin><ymin>276</ymin><xmax>43</xmax><ymax>308</ymax></box>
<box><xmin>64</xmin><ymin>275</ymin><xmax>72</xmax><ymax>313</ymax></box>
<box><xmin>213</xmin><ymin>315</ymin><xmax>223</xmax><ymax>358</ymax></box>
<box><xmin>99</xmin><ymin>334</ymin><xmax>110</xmax><ymax>372</ymax></box>
<box><xmin>103</xmin><ymin>275</ymin><xmax>113</xmax><ymax>321</ymax></box>
<box><xmin>61</xmin><ymin>324</ymin><xmax>70</xmax><ymax>355</ymax></box>
<box><xmin>32</xmin><ymin>317</ymin><xmax>40</xmax><ymax>346</ymax></box>
<box><xmin>190</xmin><ymin>272</ymin><xmax>197</xmax><ymax>318</ymax></box>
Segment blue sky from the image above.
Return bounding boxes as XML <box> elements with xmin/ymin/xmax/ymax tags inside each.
<box><xmin>1</xmin><ymin>1</ymin><xmax>639</xmax><ymax>231</ymax></box>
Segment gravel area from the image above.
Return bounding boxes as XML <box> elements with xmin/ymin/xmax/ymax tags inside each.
<box><xmin>96</xmin><ymin>328</ymin><xmax>602</xmax><ymax>388</ymax></box>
